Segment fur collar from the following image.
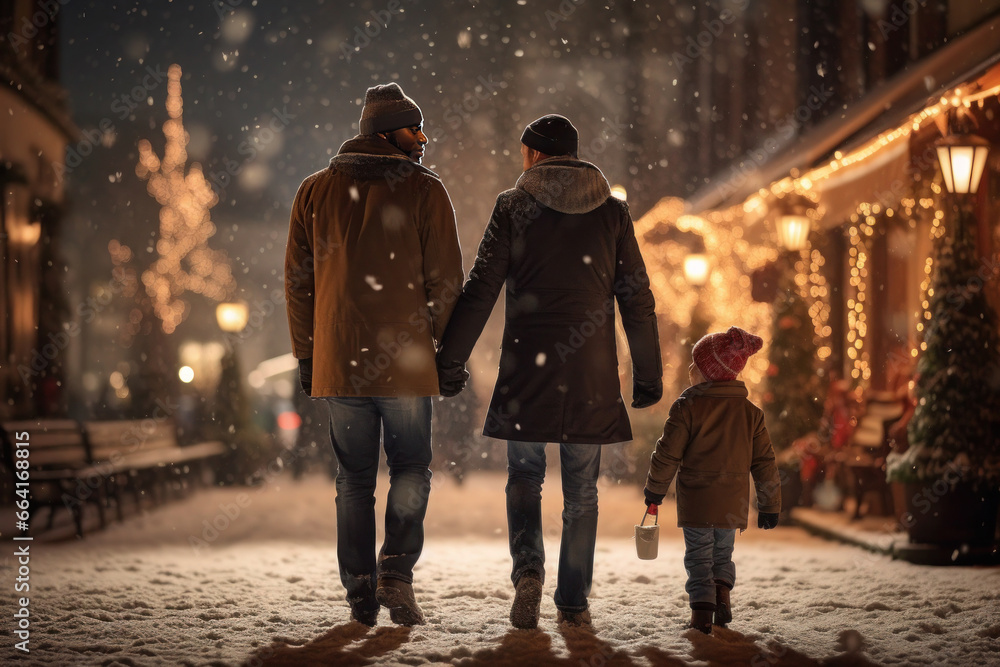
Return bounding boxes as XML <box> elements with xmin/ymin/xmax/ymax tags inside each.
<box><xmin>515</xmin><ymin>157</ymin><xmax>612</xmax><ymax>214</ymax></box>
<box><xmin>329</xmin><ymin>135</ymin><xmax>439</xmax><ymax>181</ymax></box>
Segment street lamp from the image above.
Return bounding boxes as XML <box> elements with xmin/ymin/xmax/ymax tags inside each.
<box><xmin>216</xmin><ymin>301</ymin><xmax>249</xmax><ymax>333</ymax></box>
<box><xmin>934</xmin><ymin>133</ymin><xmax>990</xmax><ymax>194</ymax></box>
<box><xmin>683</xmin><ymin>253</ymin><xmax>710</xmax><ymax>287</ymax></box>
<box><xmin>776</xmin><ymin>214</ymin><xmax>811</xmax><ymax>252</ymax></box>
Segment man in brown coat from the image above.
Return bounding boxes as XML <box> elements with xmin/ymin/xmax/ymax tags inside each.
<box><xmin>643</xmin><ymin>327</ymin><xmax>781</xmax><ymax>633</ymax></box>
<box><xmin>285</xmin><ymin>83</ymin><xmax>463</xmax><ymax>627</ymax></box>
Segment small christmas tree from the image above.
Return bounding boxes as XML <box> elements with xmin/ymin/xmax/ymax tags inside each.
<box><xmin>888</xmin><ymin>205</ymin><xmax>1000</xmax><ymax>483</ymax></box>
<box><xmin>763</xmin><ymin>266</ymin><xmax>825</xmax><ymax>451</ymax></box>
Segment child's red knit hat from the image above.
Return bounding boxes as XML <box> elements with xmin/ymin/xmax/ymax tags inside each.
<box><xmin>692</xmin><ymin>326</ymin><xmax>763</xmax><ymax>381</ymax></box>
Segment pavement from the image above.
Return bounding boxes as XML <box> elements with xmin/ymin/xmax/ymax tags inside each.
<box><xmin>790</xmin><ymin>504</ymin><xmax>1000</xmax><ymax>566</ymax></box>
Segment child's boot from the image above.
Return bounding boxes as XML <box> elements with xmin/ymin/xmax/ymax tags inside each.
<box><xmin>689</xmin><ymin>603</ymin><xmax>715</xmax><ymax>634</ymax></box>
<box><xmin>714</xmin><ymin>580</ymin><xmax>732</xmax><ymax>626</ymax></box>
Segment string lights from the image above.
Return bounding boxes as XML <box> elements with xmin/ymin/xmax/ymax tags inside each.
<box><xmin>636</xmin><ymin>79</ymin><xmax>997</xmax><ymax>396</ymax></box>
<box><xmin>131</xmin><ymin>64</ymin><xmax>236</xmax><ymax>334</ymax></box>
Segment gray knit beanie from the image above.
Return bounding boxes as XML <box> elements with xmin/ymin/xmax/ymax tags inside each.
<box><xmin>359</xmin><ymin>83</ymin><xmax>423</xmax><ymax>134</ymax></box>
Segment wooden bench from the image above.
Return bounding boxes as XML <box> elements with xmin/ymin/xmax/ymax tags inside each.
<box><xmin>0</xmin><ymin>418</ymin><xmax>226</xmax><ymax>537</ymax></box>
<box><xmin>0</xmin><ymin>419</ymin><xmax>113</xmax><ymax>537</ymax></box>
<box><xmin>83</xmin><ymin>419</ymin><xmax>226</xmax><ymax>514</ymax></box>
<box><xmin>843</xmin><ymin>393</ymin><xmax>905</xmax><ymax>519</ymax></box>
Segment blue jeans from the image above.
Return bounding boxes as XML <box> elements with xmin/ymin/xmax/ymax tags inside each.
<box><xmin>682</xmin><ymin>527</ymin><xmax>736</xmax><ymax>608</ymax></box>
<box><xmin>325</xmin><ymin>396</ymin><xmax>432</xmax><ymax>616</ymax></box>
<box><xmin>506</xmin><ymin>441</ymin><xmax>601</xmax><ymax>614</ymax></box>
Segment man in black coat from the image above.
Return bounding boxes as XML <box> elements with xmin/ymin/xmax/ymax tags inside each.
<box><xmin>436</xmin><ymin>115</ymin><xmax>662</xmax><ymax>629</ymax></box>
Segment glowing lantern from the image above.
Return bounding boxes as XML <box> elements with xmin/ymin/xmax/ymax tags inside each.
<box><xmin>777</xmin><ymin>215</ymin><xmax>811</xmax><ymax>252</ymax></box>
<box><xmin>683</xmin><ymin>254</ymin><xmax>710</xmax><ymax>286</ymax></box>
<box><xmin>934</xmin><ymin>134</ymin><xmax>990</xmax><ymax>194</ymax></box>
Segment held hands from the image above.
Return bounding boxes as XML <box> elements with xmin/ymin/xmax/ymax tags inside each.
<box><xmin>757</xmin><ymin>512</ymin><xmax>779</xmax><ymax>530</ymax></box>
<box><xmin>437</xmin><ymin>361</ymin><xmax>470</xmax><ymax>397</ymax></box>
<box><xmin>298</xmin><ymin>357</ymin><xmax>313</xmax><ymax>396</ymax></box>
<box><xmin>631</xmin><ymin>377</ymin><xmax>663</xmax><ymax>409</ymax></box>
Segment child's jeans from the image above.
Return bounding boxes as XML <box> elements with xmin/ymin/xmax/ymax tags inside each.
<box><xmin>682</xmin><ymin>527</ymin><xmax>736</xmax><ymax>608</ymax></box>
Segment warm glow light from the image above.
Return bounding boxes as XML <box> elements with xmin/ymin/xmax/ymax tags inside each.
<box><xmin>777</xmin><ymin>215</ymin><xmax>811</xmax><ymax>251</ymax></box>
<box><xmin>610</xmin><ymin>184</ymin><xmax>627</xmax><ymax>201</ymax></box>
<box><xmin>12</xmin><ymin>220</ymin><xmax>41</xmax><ymax>246</ymax></box>
<box><xmin>277</xmin><ymin>411</ymin><xmax>302</xmax><ymax>431</ymax></box>
<box><xmin>179</xmin><ymin>366</ymin><xmax>195</xmax><ymax>383</ymax></box>
<box><xmin>216</xmin><ymin>301</ymin><xmax>249</xmax><ymax>332</ymax></box>
<box><xmin>935</xmin><ymin>135</ymin><xmax>990</xmax><ymax>194</ymax></box>
<box><xmin>683</xmin><ymin>254</ymin><xmax>710</xmax><ymax>286</ymax></box>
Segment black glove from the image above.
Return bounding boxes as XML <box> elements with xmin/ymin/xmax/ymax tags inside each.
<box><xmin>631</xmin><ymin>377</ymin><xmax>663</xmax><ymax>409</ymax></box>
<box><xmin>644</xmin><ymin>488</ymin><xmax>665</xmax><ymax>507</ymax></box>
<box><xmin>298</xmin><ymin>357</ymin><xmax>313</xmax><ymax>396</ymax></box>
<box><xmin>757</xmin><ymin>512</ymin><xmax>779</xmax><ymax>530</ymax></box>
<box><xmin>437</xmin><ymin>362</ymin><xmax>469</xmax><ymax>397</ymax></box>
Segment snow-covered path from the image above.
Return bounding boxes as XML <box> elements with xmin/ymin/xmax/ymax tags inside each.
<box><xmin>2</xmin><ymin>472</ymin><xmax>998</xmax><ymax>666</ymax></box>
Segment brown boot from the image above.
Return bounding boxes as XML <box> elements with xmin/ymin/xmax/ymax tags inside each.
<box><xmin>714</xmin><ymin>581</ymin><xmax>732</xmax><ymax>626</ymax></box>
<box><xmin>556</xmin><ymin>609</ymin><xmax>592</xmax><ymax>627</ymax></box>
<box><xmin>375</xmin><ymin>577</ymin><xmax>425</xmax><ymax>626</ymax></box>
<box><xmin>690</xmin><ymin>608</ymin><xmax>714</xmax><ymax>634</ymax></box>
<box><xmin>510</xmin><ymin>573</ymin><xmax>543</xmax><ymax>629</ymax></box>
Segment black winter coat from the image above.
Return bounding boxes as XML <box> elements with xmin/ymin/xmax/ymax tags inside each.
<box><xmin>437</xmin><ymin>157</ymin><xmax>662</xmax><ymax>444</ymax></box>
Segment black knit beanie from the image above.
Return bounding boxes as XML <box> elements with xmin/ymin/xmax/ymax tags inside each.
<box><xmin>359</xmin><ymin>83</ymin><xmax>423</xmax><ymax>134</ymax></box>
<box><xmin>520</xmin><ymin>114</ymin><xmax>578</xmax><ymax>157</ymax></box>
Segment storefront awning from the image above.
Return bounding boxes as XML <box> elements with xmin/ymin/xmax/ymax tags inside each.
<box><xmin>812</xmin><ymin>140</ymin><xmax>911</xmax><ymax>226</ymax></box>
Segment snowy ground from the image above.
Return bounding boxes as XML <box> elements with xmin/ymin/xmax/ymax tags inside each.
<box><xmin>2</xmin><ymin>471</ymin><xmax>999</xmax><ymax>666</ymax></box>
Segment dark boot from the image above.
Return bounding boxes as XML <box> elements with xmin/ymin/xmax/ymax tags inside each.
<box><xmin>510</xmin><ymin>572</ymin><xmax>543</xmax><ymax>629</ymax></box>
<box><xmin>690</xmin><ymin>603</ymin><xmax>715</xmax><ymax>634</ymax></box>
<box><xmin>349</xmin><ymin>603</ymin><xmax>379</xmax><ymax>627</ymax></box>
<box><xmin>714</xmin><ymin>580</ymin><xmax>732</xmax><ymax>626</ymax></box>
<box><xmin>556</xmin><ymin>609</ymin><xmax>592</xmax><ymax>627</ymax></box>
<box><xmin>376</xmin><ymin>577</ymin><xmax>425</xmax><ymax>626</ymax></box>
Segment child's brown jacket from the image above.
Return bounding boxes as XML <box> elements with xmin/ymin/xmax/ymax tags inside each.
<box><xmin>645</xmin><ymin>381</ymin><xmax>781</xmax><ymax>529</ymax></box>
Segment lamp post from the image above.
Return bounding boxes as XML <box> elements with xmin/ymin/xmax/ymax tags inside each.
<box><xmin>215</xmin><ymin>300</ymin><xmax>250</xmax><ymax>422</ymax></box>
<box><xmin>212</xmin><ymin>300</ymin><xmax>261</xmax><ymax>484</ymax></box>
<box><xmin>934</xmin><ymin>131</ymin><xmax>990</xmax><ymax>246</ymax></box>
<box><xmin>681</xmin><ymin>250</ymin><xmax>712</xmax><ymax>396</ymax></box>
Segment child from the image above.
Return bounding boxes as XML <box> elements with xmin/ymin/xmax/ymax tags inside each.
<box><xmin>642</xmin><ymin>326</ymin><xmax>780</xmax><ymax>633</ymax></box>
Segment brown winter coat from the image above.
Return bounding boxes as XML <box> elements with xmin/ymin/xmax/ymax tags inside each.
<box><xmin>645</xmin><ymin>381</ymin><xmax>781</xmax><ymax>529</ymax></box>
<box><xmin>285</xmin><ymin>135</ymin><xmax>464</xmax><ymax>397</ymax></box>
<box><xmin>437</xmin><ymin>157</ymin><xmax>661</xmax><ymax>444</ymax></box>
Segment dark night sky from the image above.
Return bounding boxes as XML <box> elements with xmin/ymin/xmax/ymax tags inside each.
<box><xmin>57</xmin><ymin>0</ymin><xmax>694</xmax><ymax>389</ymax></box>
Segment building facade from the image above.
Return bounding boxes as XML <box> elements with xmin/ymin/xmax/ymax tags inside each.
<box><xmin>1</xmin><ymin>1</ymin><xmax>75</xmax><ymax>419</ymax></box>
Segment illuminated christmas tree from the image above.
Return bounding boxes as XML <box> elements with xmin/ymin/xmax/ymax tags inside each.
<box><xmin>134</xmin><ymin>64</ymin><xmax>235</xmax><ymax>334</ymax></box>
<box><xmin>889</xmin><ymin>206</ymin><xmax>1000</xmax><ymax>482</ymax></box>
